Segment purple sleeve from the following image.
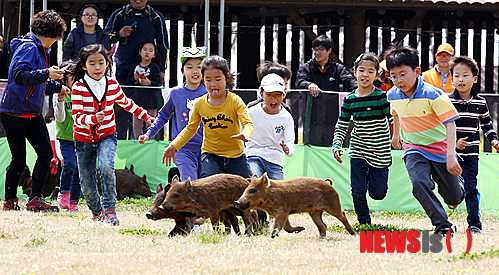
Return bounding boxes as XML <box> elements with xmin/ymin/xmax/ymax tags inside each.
<box><xmin>146</xmin><ymin>89</ymin><xmax>175</xmax><ymax>138</ymax></box>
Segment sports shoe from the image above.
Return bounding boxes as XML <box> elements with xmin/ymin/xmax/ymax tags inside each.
<box><xmin>435</xmin><ymin>227</ymin><xmax>454</xmax><ymax>237</ymax></box>
<box><xmin>26</xmin><ymin>196</ymin><xmax>59</xmax><ymax>212</ymax></box>
<box><xmin>468</xmin><ymin>225</ymin><xmax>482</xmax><ymax>234</ymax></box>
<box><xmin>68</xmin><ymin>201</ymin><xmax>79</xmax><ymax>212</ymax></box>
<box><xmin>92</xmin><ymin>209</ymin><xmax>104</xmax><ymax>222</ymax></box>
<box><xmin>57</xmin><ymin>192</ymin><xmax>70</xmax><ymax>209</ymax></box>
<box><xmin>447</xmin><ymin>204</ymin><xmax>458</xmax><ymax>210</ymax></box>
<box><xmin>104</xmin><ymin>208</ymin><xmax>120</xmax><ymax>226</ymax></box>
<box><xmin>3</xmin><ymin>198</ymin><xmax>20</xmax><ymax>211</ymax></box>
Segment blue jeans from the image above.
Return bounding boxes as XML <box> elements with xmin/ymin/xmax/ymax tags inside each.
<box><xmin>200</xmin><ymin>153</ymin><xmax>252</xmax><ymax>179</ymax></box>
<box><xmin>247</xmin><ymin>156</ymin><xmax>282</xmax><ymax>224</ymax></box>
<box><xmin>459</xmin><ymin>155</ymin><xmax>481</xmax><ymax>229</ymax></box>
<box><xmin>75</xmin><ymin>134</ymin><xmax>117</xmax><ymax>216</ymax></box>
<box><xmin>175</xmin><ymin>149</ymin><xmax>202</xmax><ymax>181</ymax></box>
<box><xmin>247</xmin><ymin>156</ymin><xmax>284</xmax><ymax>180</ymax></box>
<box><xmin>350</xmin><ymin>158</ymin><xmax>389</xmax><ymax>225</ymax></box>
<box><xmin>59</xmin><ymin>139</ymin><xmax>81</xmax><ymax>203</ymax></box>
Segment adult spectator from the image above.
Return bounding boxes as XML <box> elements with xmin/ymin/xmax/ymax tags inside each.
<box><xmin>295</xmin><ymin>35</ymin><xmax>357</xmax><ymax>146</ymax></box>
<box><xmin>62</xmin><ymin>4</ymin><xmax>110</xmax><ymax>61</ymax></box>
<box><xmin>105</xmin><ymin>0</ymin><xmax>169</xmax><ymax>140</ymax></box>
<box><xmin>422</xmin><ymin>43</ymin><xmax>455</xmax><ymax>94</ymax></box>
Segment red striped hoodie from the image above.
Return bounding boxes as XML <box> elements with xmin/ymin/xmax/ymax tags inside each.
<box><xmin>72</xmin><ymin>76</ymin><xmax>151</xmax><ymax>143</ymax></box>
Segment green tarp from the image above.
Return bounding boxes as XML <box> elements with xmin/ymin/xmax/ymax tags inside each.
<box><xmin>1</xmin><ymin>138</ymin><xmax>498</xmax><ymax>212</ymax></box>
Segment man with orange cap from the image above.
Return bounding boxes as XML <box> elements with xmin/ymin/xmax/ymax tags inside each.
<box><xmin>422</xmin><ymin>43</ymin><xmax>455</xmax><ymax>93</ymax></box>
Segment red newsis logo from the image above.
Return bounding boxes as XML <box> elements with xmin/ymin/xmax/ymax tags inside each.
<box><xmin>359</xmin><ymin>229</ymin><xmax>472</xmax><ymax>253</ymax></box>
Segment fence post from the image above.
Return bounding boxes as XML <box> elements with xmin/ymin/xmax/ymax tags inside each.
<box><xmin>303</xmin><ymin>92</ymin><xmax>312</xmax><ymax>144</ymax></box>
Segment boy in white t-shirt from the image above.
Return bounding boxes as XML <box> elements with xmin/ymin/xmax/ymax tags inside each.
<box><xmin>246</xmin><ymin>74</ymin><xmax>295</xmax><ymax>180</ymax></box>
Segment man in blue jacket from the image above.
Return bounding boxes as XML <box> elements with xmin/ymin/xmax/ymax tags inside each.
<box><xmin>105</xmin><ymin>0</ymin><xmax>169</xmax><ymax>139</ymax></box>
<box><xmin>1</xmin><ymin>10</ymin><xmax>69</xmax><ymax>212</ymax></box>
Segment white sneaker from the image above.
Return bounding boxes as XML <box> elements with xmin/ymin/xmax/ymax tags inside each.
<box><xmin>192</xmin><ymin>224</ymin><xmax>201</xmax><ymax>233</ymax></box>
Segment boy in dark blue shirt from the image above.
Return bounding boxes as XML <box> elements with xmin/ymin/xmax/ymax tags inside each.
<box><xmin>449</xmin><ymin>56</ymin><xmax>499</xmax><ymax>234</ymax></box>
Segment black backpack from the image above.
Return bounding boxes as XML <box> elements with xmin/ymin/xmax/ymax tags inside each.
<box><xmin>121</xmin><ymin>4</ymin><xmax>156</xmax><ymax>27</ymax></box>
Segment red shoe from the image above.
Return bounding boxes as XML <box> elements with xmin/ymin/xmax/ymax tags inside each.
<box><xmin>57</xmin><ymin>192</ymin><xmax>70</xmax><ymax>209</ymax></box>
<box><xmin>68</xmin><ymin>201</ymin><xmax>79</xmax><ymax>212</ymax></box>
<box><xmin>26</xmin><ymin>196</ymin><xmax>59</xmax><ymax>212</ymax></box>
<box><xmin>92</xmin><ymin>209</ymin><xmax>104</xmax><ymax>222</ymax></box>
<box><xmin>104</xmin><ymin>208</ymin><xmax>120</xmax><ymax>226</ymax></box>
<box><xmin>3</xmin><ymin>198</ymin><xmax>20</xmax><ymax>211</ymax></box>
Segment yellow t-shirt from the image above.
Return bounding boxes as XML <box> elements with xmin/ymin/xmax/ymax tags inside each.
<box><xmin>171</xmin><ymin>91</ymin><xmax>254</xmax><ymax>158</ymax></box>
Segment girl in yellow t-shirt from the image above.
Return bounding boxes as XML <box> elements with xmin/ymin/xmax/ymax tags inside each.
<box><xmin>163</xmin><ymin>56</ymin><xmax>254</xmax><ymax>178</ymax></box>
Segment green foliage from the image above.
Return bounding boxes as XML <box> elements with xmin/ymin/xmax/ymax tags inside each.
<box><xmin>0</xmin><ymin>232</ymin><xmax>12</xmax><ymax>239</ymax></box>
<box><xmin>194</xmin><ymin>225</ymin><xmax>226</xmax><ymax>244</ymax></box>
<box><xmin>251</xmin><ymin>220</ymin><xmax>269</xmax><ymax>236</ymax></box>
<box><xmin>119</xmin><ymin>225</ymin><xmax>168</xmax><ymax>236</ymax></box>
<box><xmin>42</xmin><ymin>212</ymin><xmax>78</xmax><ymax>218</ymax></box>
<box><xmin>117</xmin><ymin>197</ymin><xmax>154</xmax><ymax>212</ymax></box>
<box><xmin>445</xmin><ymin>249</ymin><xmax>499</xmax><ymax>262</ymax></box>
<box><xmin>371</xmin><ymin>211</ymin><xmax>427</xmax><ymax>220</ymax></box>
<box><xmin>24</xmin><ymin>237</ymin><xmax>47</xmax><ymax>247</ymax></box>
<box><xmin>328</xmin><ymin>223</ymin><xmax>421</xmax><ymax>234</ymax></box>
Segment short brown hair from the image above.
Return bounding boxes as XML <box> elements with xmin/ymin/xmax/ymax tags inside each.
<box><xmin>450</xmin><ymin>56</ymin><xmax>479</xmax><ymax>77</ymax></box>
<box><xmin>31</xmin><ymin>10</ymin><xmax>66</xmax><ymax>39</ymax></box>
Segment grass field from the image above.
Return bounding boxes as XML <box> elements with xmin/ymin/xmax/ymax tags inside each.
<box><xmin>1</xmin><ymin>197</ymin><xmax>499</xmax><ymax>274</ymax></box>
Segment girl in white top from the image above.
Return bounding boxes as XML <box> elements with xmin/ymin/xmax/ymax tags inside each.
<box><xmin>245</xmin><ymin>74</ymin><xmax>295</xmax><ymax>180</ymax></box>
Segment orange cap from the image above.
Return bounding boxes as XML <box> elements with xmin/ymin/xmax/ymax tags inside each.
<box><xmin>436</xmin><ymin>43</ymin><xmax>454</xmax><ymax>55</ymax></box>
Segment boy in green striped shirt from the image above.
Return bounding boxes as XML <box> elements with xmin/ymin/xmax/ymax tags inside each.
<box><xmin>332</xmin><ymin>53</ymin><xmax>393</xmax><ymax>225</ymax></box>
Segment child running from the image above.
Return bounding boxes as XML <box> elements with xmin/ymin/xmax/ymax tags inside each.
<box><xmin>139</xmin><ymin>46</ymin><xmax>208</xmax><ymax>181</ymax></box>
<box><xmin>72</xmin><ymin>44</ymin><xmax>154</xmax><ymax>225</ymax></box>
<box><xmin>449</xmin><ymin>56</ymin><xmax>499</xmax><ymax>234</ymax></box>
<box><xmin>163</xmin><ymin>56</ymin><xmax>254</xmax><ymax>179</ymax></box>
<box><xmin>53</xmin><ymin>60</ymin><xmax>80</xmax><ymax>211</ymax></box>
<box><xmin>246</xmin><ymin>73</ymin><xmax>295</xmax><ymax>180</ymax></box>
<box><xmin>332</xmin><ymin>53</ymin><xmax>393</xmax><ymax>225</ymax></box>
<box><xmin>386</xmin><ymin>44</ymin><xmax>464</xmax><ymax>236</ymax></box>
<box><xmin>127</xmin><ymin>41</ymin><xmax>162</xmax><ymax>139</ymax></box>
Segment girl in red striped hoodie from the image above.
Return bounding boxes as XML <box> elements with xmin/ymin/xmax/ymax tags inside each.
<box><xmin>71</xmin><ymin>44</ymin><xmax>155</xmax><ymax>225</ymax></box>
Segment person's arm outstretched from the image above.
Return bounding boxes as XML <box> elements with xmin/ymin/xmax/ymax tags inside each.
<box><xmin>139</xmin><ymin>90</ymin><xmax>175</xmax><ymax>144</ymax></box>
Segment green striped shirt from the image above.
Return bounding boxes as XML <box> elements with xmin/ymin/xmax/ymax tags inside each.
<box><xmin>332</xmin><ymin>88</ymin><xmax>393</xmax><ymax>168</ymax></box>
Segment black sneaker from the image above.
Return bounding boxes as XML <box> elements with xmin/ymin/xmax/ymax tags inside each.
<box><xmin>468</xmin><ymin>225</ymin><xmax>482</xmax><ymax>234</ymax></box>
<box><xmin>26</xmin><ymin>196</ymin><xmax>59</xmax><ymax>212</ymax></box>
<box><xmin>435</xmin><ymin>227</ymin><xmax>454</xmax><ymax>237</ymax></box>
<box><xmin>3</xmin><ymin>198</ymin><xmax>20</xmax><ymax>211</ymax></box>
<box><xmin>104</xmin><ymin>208</ymin><xmax>120</xmax><ymax>226</ymax></box>
<box><xmin>92</xmin><ymin>209</ymin><xmax>104</xmax><ymax>222</ymax></box>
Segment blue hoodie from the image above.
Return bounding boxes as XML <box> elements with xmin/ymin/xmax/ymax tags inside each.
<box><xmin>146</xmin><ymin>85</ymin><xmax>207</xmax><ymax>151</ymax></box>
<box><xmin>0</xmin><ymin>32</ymin><xmax>62</xmax><ymax>115</ymax></box>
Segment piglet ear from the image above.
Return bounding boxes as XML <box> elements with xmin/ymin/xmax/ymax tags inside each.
<box><xmin>185</xmin><ymin>177</ymin><xmax>192</xmax><ymax>192</ymax></box>
<box><xmin>156</xmin><ymin>183</ymin><xmax>163</xmax><ymax>193</ymax></box>
<box><xmin>171</xmin><ymin>174</ymin><xmax>180</xmax><ymax>184</ymax></box>
<box><xmin>262</xmin><ymin>172</ymin><xmax>271</xmax><ymax>188</ymax></box>
<box><xmin>163</xmin><ymin>183</ymin><xmax>171</xmax><ymax>192</ymax></box>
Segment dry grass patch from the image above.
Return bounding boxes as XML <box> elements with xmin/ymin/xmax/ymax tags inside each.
<box><xmin>1</xmin><ymin>198</ymin><xmax>499</xmax><ymax>274</ymax></box>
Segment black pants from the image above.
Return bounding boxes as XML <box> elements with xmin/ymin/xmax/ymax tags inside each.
<box><xmin>1</xmin><ymin>113</ymin><xmax>52</xmax><ymax>200</ymax></box>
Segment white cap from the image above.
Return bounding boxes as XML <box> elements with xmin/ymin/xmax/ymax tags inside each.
<box><xmin>260</xmin><ymin>73</ymin><xmax>285</xmax><ymax>93</ymax></box>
